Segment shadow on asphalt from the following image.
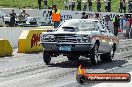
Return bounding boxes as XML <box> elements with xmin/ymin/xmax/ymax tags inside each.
<box><xmin>48</xmin><ymin>59</ymin><xmax>128</xmax><ymax>70</ymax></box>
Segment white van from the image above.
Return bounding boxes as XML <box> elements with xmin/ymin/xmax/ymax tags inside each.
<box><xmin>0</xmin><ymin>11</ymin><xmax>5</xmax><ymax>27</ymax></box>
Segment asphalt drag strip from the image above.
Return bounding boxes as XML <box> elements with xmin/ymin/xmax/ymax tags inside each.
<box><xmin>0</xmin><ymin>39</ymin><xmax>132</xmax><ymax>87</ymax></box>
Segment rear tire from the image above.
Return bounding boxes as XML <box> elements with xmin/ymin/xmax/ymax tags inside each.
<box><xmin>100</xmin><ymin>47</ymin><xmax>114</xmax><ymax>62</ymax></box>
<box><xmin>43</xmin><ymin>50</ymin><xmax>51</xmax><ymax>65</ymax></box>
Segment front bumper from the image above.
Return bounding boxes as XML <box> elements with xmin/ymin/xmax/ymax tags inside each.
<box><xmin>40</xmin><ymin>42</ymin><xmax>94</xmax><ymax>52</ymax></box>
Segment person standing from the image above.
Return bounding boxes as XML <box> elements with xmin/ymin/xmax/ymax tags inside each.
<box><xmin>113</xmin><ymin>15</ymin><xmax>120</xmax><ymax>36</ymax></box>
<box><xmin>38</xmin><ymin>0</ymin><xmax>42</xmax><ymax>10</ymax></box>
<box><xmin>52</xmin><ymin>5</ymin><xmax>61</xmax><ymax>28</ymax></box>
<box><xmin>128</xmin><ymin>0</ymin><xmax>132</xmax><ymax>12</ymax></box>
<box><xmin>18</xmin><ymin>10</ymin><xmax>29</xmax><ymax>22</ymax></box>
<box><xmin>88</xmin><ymin>0</ymin><xmax>92</xmax><ymax>11</ymax></box>
<box><xmin>128</xmin><ymin>15</ymin><xmax>132</xmax><ymax>29</ymax></box>
<box><xmin>72</xmin><ymin>1</ymin><xmax>75</xmax><ymax>10</ymax></box>
<box><xmin>122</xmin><ymin>0</ymin><xmax>126</xmax><ymax>13</ymax></box>
<box><xmin>77</xmin><ymin>0</ymin><xmax>81</xmax><ymax>11</ymax></box>
<box><xmin>83</xmin><ymin>1</ymin><xmax>87</xmax><ymax>11</ymax></box>
<box><xmin>64</xmin><ymin>0</ymin><xmax>69</xmax><ymax>10</ymax></box>
<box><xmin>104</xmin><ymin>0</ymin><xmax>109</xmax><ymax>12</ymax></box>
<box><xmin>69</xmin><ymin>0</ymin><xmax>72</xmax><ymax>10</ymax></box>
<box><xmin>44</xmin><ymin>0</ymin><xmax>47</xmax><ymax>9</ymax></box>
<box><xmin>119</xmin><ymin>0</ymin><xmax>123</xmax><ymax>13</ymax></box>
<box><xmin>108</xmin><ymin>0</ymin><xmax>111</xmax><ymax>12</ymax></box>
<box><xmin>96</xmin><ymin>0</ymin><xmax>101</xmax><ymax>12</ymax></box>
<box><xmin>9</xmin><ymin>10</ymin><xmax>16</xmax><ymax>27</ymax></box>
<box><xmin>120</xmin><ymin>15</ymin><xmax>127</xmax><ymax>31</ymax></box>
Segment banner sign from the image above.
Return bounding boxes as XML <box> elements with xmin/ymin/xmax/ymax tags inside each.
<box><xmin>41</xmin><ymin>9</ymin><xmax>132</xmax><ymax>24</ymax></box>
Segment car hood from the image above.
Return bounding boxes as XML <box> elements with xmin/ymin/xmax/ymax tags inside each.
<box><xmin>42</xmin><ymin>30</ymin><xmax>93</xmax><ymax>35</ymax></box>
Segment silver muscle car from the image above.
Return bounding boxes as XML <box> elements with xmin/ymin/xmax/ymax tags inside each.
<box><xmin>40</xmin><ymin>19</ymin><xmax>119</xmax><ymax>65</ymax></box>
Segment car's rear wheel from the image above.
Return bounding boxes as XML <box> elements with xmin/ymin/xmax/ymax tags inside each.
<box><xmin>100</xmin><ymin>46</ymin><xmax>114</xmax><ymax>62</ymax></box>
<box><xmin>90</xmin><ymin>44</ymin><xmax>99</xmax><ymax>65</ymax></box>
<box><xmin>43</xmin><ymin>50</ymin><xmax>51</xmax><ymax>65</ymax></box>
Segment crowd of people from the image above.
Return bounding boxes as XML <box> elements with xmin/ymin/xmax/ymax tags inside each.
<box><xmin>37</xmin><ymin>0</ymin><xmax>132</xmax><ymax>13</ymax></box>
<box><xmin>113</xmin><ymin>14</ymin><xmax>132</xmax><ymax>38</ymax></box>
<box><xmin>63</xmin><ymin>0</ymin><xmax>132</xmax><ymax>12</ymax></box>
<box><xmin>81</xmin><ymin>12</ymin><xmax>132</xmax><ymax>37</ymax></box>
<box><xmin>9</xmin><ymin>10</ymin><xmax>29</xmax><ymax>27</ymax></box>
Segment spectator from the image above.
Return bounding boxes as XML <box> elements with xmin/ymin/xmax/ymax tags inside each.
<box><xmin>52</xmin><ymin>5</ymin><xmax>61</xmax><ymax>28</ymax></box>
<box><xmin>77</xmin><ymin>0</ymin><xmax>81</xmax><ymax>11</ymax></box>
<box><xmin>96</xmin><ymin>0</ymin><xmax>101</xmax><ymax>12</ymax></box>
<box><xmin>83</xmin><ymin>1</ymin><xmax>87</xmax><ymax>11</ymax></box>
<box><xmin>69</xmin><ymin>0</ymin><xmax>72</xmax><ymax>10</ymax></box>
<box><xmin>95</xmin><ymin>13</ymin><xmax>100</xmax><ymax>19</ymax></box>
<box><xmin>108</xmin><ymin>0</ymin><xmax>111</xmax><ymax>12</ymax></box>
<box><xmin>9</xmin><ymin>10</ymin><xmax>16</xmax><ymax>27</ymax></box>
<box><xmin>113</xmin><ymin>15</ymin><xmax>120</xmax><ymax>36</ymax></box>
<box><xmin>38</xmin><ymin>0</ymin><xmax>42</xmax><ymax>10</ymax></box>
<box><xmin>18</xmin><ymin>10</ymin><xmax>29</xmax><ymax>21</ymax></box>
<box><xmin>44</xmin><ymin>0</ymin><xmax>47</xmax><ymax>9</ymax></box>
<box><xmin>129</xmin><ymin>15</ymin><xmax>132</xmax><ymax>28</ymax></box>
<box><xmin>72</xmin><ymin>1</ymin><xmax>75</xmax><ymax>10</ymax></box>
<box><xmin>122</xmin><ymin>0</ymin><xmax>126</xmax><ymax>13</ymax></box>
<box><xmin>128</xmin><ymin>0</ymin><xmax>132</xmax><ymax>13</ymax></box>
<box><xmin>81</xmin><ymin>12</ymin><xmax>87</xmax><ymax>19</ymax></box>
<box><xmin>125</xmin><ymin>20</ymin><xmax>130</xmax><ymax>38</ymax></box>
<box><xmin>104</xmin><ymin>0</ymin><xmax>109</xmax><ymax>12</ymax></box>
<box><xmin>64</xmin><ymin>0</ymin><xmax>69</xmax><ymax>10</ymax></box>
<box><xmin>88</xmin><ymin>0</ymin><xmax>92</xmax><ymax>11</ymax></box>
<box><xmin>120</xmin><ymin>15</ymin><xmax>127</xmax><ymax>31</ymax></box>
<box><xmin>119</xmin><ymin>0</ymin><xmax>123</xmax><ymax>13</ymax></box>
<box><xmin>120</xmin><ymin>15</ymin><xmax>123</xmax><ymax>31</ymax></box>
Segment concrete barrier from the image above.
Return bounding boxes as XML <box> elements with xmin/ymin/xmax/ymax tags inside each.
<box><xmin>0</xmin><ymin>39</ymin><xmax>13</xmax><ymax>57</ymax></box>
<box><xmin>18</xmin><ymin>29</ymin><xmax>50</xmax><ymax>53</ymax></box>
<box><xmin>0</xmin><ymin>26</ymin><xmax>52</xmax><ymax>48</ymax></box>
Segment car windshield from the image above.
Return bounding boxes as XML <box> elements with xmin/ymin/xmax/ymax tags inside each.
<box><xmin>58</xmin><ymin>20</ymin><xmax>99</xmax><ymax>31</ymax></box>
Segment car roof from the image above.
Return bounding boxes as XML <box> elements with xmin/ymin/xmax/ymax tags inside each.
<box><xmin>65</xmin><ymin>19</ymin><xmax>100</xmax><ymax>22</ymax></box>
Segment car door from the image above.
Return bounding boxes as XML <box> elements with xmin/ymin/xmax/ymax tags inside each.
<box><xmin>98</xmin><ymin>21</ymin><xmax>112</xmax><ymax>53</ymax></box>
<box><xmin>102</xmin><ymin>22</ymin><xmax>114</xmax><ymax>53</ymax></box>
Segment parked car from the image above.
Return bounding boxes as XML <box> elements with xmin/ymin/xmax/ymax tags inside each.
<box><xmin>40</xmin><ymin>19</ymin><xmax>119</xmax><ymax>65</ymax></box>
<box><xmin>0</xmin><ymin>11</ymin><xmax>4</xmax><ymax>27</ymax></box>
<box><xmin>0</xmin><ymin>11</ymin><xmax>11</xmax><ymax>27</ymax></box>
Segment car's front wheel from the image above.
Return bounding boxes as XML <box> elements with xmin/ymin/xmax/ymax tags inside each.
<box><xmin>90</xmin><ymin>44</ymin><xmax>99</xmax><ymax>65</ymax></box>
<box><xmin>43</xmin><ymin>50</ymin><xmax>51</xmax><ymax>65</ymax></box>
